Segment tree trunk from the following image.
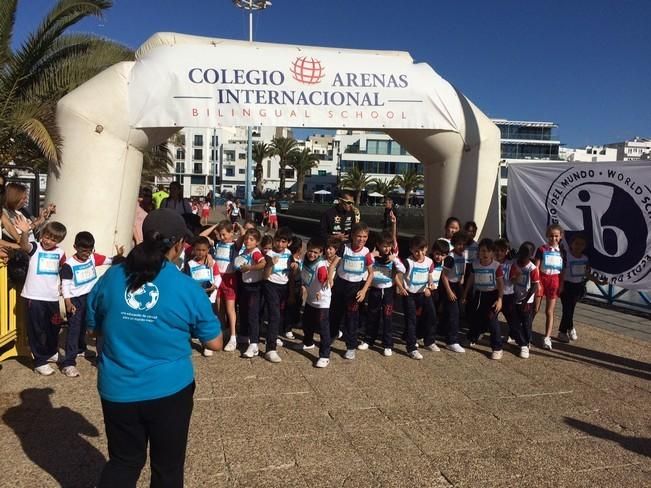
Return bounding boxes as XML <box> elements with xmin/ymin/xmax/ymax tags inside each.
<box><xmin>405</xmin><ymin>189</ymin><xmax>412</xmax><ymax>207</ymax></box>
<box><xmin>254</xmin><ymin>162</ymin><xmax>264</xmax><ymax>196</ymax></box>
<box><xmin>355</xmin><ymin>190</ymin><xmax>361</xmax><ymax>205</ymax></box>
<box><xmin>296</xmin><ymin>173</ymin><xmax>305</xmax><ymax>201</ymax></box>
<box><xmin>279</xmin><ymin>162</ymin><xmax>286</xmax><ymax>195</ymax></box>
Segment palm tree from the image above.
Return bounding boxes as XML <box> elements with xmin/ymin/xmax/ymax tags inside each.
<box><xmin>340</xmin><ymin>166</ymin><xmax>371</xmax><ymax>205</ymax></box>
<box><xmin>270</xmin><ymin>136</ymin><xmax>298</xmax><ymax>195</ymax></box>
<box><xmin>371</xmin><ymin>177</ymin><xmax>399</xmax><ymax>197</ymax></box>
<box><xmin>394</xmin><ymin>168</ymin><xmax>424</xmax><ymax>207</ymax></box>
<box><xmin>0</xmin><ymin>0</ymin><xmax>133</xmax><ymax>170</ymax></box>
<box><xmin>141</xmin><ymin>143</ymin><xmax>173</xmax><ymax>184</ymax></box>
<box><xmin>252</xmin><ymin>141</ymin><xmax>272</xmax><ymax>196</ymax></box>
<box><xmin>289</xmin><ymin>148</ymin><xmax>320</xmax><ymax>202</ymax></box>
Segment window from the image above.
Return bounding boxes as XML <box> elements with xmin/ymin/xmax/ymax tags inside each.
<box><xmin>225</xmin><ymin>167</ymin><xmax>235</xmax><ymax>177</ymax></box>
<box><xmin>267</xmin><ymin>160</ymin><xmax>272</xmax><ymax>177</ymax></box>
<box><xmin>211</xmin><ymin>135</ymin><xmax>218</xmax><ymax>147</ymax></box>
<box><xmin>280</xmin><ymin>168</ymin><xmax>295</xmax><ymax>178</ymax></box>
<box><xmin>238</xmin><ymin>152</ymin><xmax>246</xmax><ymax>160</ymax></box>
<box><xmin>224</xmin><ymin>150</ymin><xmax>235</xmax><ymax>162</ymax></box>
<box><xmin>193</xmin><ymin>135</ymin><xmax>203</xmax><ymax>146</ymax></box>
<box><xmin>193</xmin><ymin>148</ymin><xmax>203</xmax><ymax>160</ymax></box>
<box><xmin>176</xmin><ymin>148</ymin><xmax>185</xmax><ymax>160</ymax></box>
<box><xmin>177</xmin><ymin>134</ymin><xmax>185</xmax><ymax>146</ymax></box>
<box><xmin>239</xmin><ymin>169</ymin><xmax>245</xmax><ymax>174</ymax></box>
<box><xmin>210</xmin><ymin>149</ymin><xmax>218</xmax><ymax>161</ymax></box>
<box><xmin>175</xmin><ymin>163</ymin><xmax>185</xmax><ymax>173</ymax></box>
<box><xmin>318</xmin><ymin>170</ymin><xmax>327</xmax><ymax>176</ymax></box>
<box><xmin>193</xmin><ymin>163</ymin><xmax>202</xmax><ymax>174</ymax></box>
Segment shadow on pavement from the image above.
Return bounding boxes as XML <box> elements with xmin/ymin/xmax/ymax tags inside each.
<box><xmin>564</xmin><ymin>417</ymin><xmax>651</xmax><ymax>458</ymax></box>
<box><xmin>2</xmin><ymin>387</ymin><xmax>105</xmax><ymax>487</ymax></box>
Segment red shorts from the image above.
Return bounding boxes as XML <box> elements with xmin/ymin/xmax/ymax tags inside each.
<box><xmin>268</xmin><ymin>215</ymin><xmax>278</xmax><ymax>224</ymax></box>
<box><xmin>537</xmin><ymin>273</ymin><xmax>560</xmax><ymax>299</ymax></box>
<box><xmin>218</xmin><ymin>273</ymin><xmax>238</xmax><ymax>301</ymax></box>
<box><xmin>201</xmin><ymin>209</ymin><xmax>210</xmax><ymax>218</ymax></box>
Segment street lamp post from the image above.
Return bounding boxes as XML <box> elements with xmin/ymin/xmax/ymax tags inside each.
<box><xmin>232</xmin><ymin>0</ymin><xmax>272</xmax><ymax>213</ymax></box>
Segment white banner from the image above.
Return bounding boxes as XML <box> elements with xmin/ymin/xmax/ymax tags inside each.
<box><xmin>128</xmin><ymin>40</ymin><xmax>463</xmax><ymax>130</ymax></box>
<box><xmin>506</xmin><ymin>162</ymin><xmax>651</xmax><ymax>291</ymax></box>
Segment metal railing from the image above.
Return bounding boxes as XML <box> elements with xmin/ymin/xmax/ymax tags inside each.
<box><xmin>0</xmin><ymin>265</ymin><xmax>28</xmax><ymax>361</ymax></box>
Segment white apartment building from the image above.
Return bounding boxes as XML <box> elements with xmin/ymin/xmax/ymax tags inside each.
<box><xmin>606</xmin><ymin>137</ymin><xmax>651</xmax><ymax>161</ymax></box>
<box><xmin>561</xmin><ymin>145</ymin><xmax>618</xmax><ymax>162</ymax></box>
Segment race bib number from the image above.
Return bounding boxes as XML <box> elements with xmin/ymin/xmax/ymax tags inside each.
<box><xmin>73</xmin><ymin>261</ymin><xmax>97</xmax><ymax>285</ymax></box>
<box><xmin>454</xmin><ymin>257</ymin><xmax>465</xmax><ymax>278</ymax></box>
<box><xmin>191</xmin><ymin>265</ymin><xmax>213</xmax><ymax>282</ymax></box>
<box><xmin>475</xmin><ymin>269</ymin><xmax>496</xmax><ymax>289</ymax></box>
<box><xmin>543</xmin><ymin>251</ymin><xmax>563</xmax><ymax>271</ymax></box>
<box><xmin>301</xmin><ymin>266</ymin><xmax>315</xmax><ymax>285</ymax></box>
<box><xmin>570</xmin><ymin>262</ymin><xmax>587</xmax><ymax>278</ymax></box>
<box><xmin>342</xmin><ymin>255</ymin><xmax>365</xmax><ymax>274</ymax></box>
<box><xmin>37</xmin><ymin>252</ymin><xmax>60</xmax><ymax>275</ymax></box>
<box><xmin>373</xmin><ymin>265</ymin><xmax>392</xmax><ymax>284</ymax></box>
<box><xmin>410</xmin><ymin>267</ymin><xmax>429</xmax><ymax>285</ymax></box>
<box><xmin>233</xmin><ymin>254</ymin><xmax>250</xmax><ymax>270</ymax></box>
<box><xmin>215</xmin><ymin>244</ymin><xmax>232</xmax><ymax>261</ymax></box>
<box><xmin>430</xmin><ymin>267</ymin><xmax>442</xmax><ymax>284</ymax></box>
<box><xmin>273</xmin><ymin>256</ymin><xmax>290</xmax><ymax>273</ymax></box>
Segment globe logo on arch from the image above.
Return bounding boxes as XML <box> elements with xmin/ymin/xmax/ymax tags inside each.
<box><xmin>290</xmin><ymin>57</ymin><xmax>325</xmax><ymax>85</ymax></box>
<box><xmin>124</xmin><ymin>282</ymin><xmax>160</xmax><ymax>311</ymax></box>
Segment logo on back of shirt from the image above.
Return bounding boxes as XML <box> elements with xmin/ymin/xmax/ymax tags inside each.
<box><xmin>125</xmin><ymin>283</ymin><xmax>160</xmax><ymax>311</ymax></box>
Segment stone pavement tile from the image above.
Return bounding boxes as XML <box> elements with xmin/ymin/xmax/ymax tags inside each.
<box><xmin>290</xmin><ymin>433</ymin><xmax>366</xmax><ymax>469</ymax></box>
<box><xmin>232</xmin><ymin>467</ymin><xmax>306</xmax><ymax>487</ymax></box>
<box><xmin>451</xmin><ymin>379</ymin><xmax>515</xmax><ymax>400</ymax></box>
<box><xmin>328</xmin><ymin>406</ymin><xmax>393</xmax><ymax>432</ymax></box>
<box><xmin>298</xmin><ymin>466</ymin><xmax>377</xmax><ymax>488</ymax></box>
<box><xmin>222</xmin><ymin>436</ymin><xmax>296</xmax><ymax>475</ymax></box>
<box><xmin>372</xmin><ymin>464</ymin><xmax>453</xmax><ymax>487</ymax></box>
<box><xmin>474</xmin><ymin>394</ymin><xmax>539</xmax><ymax>420</ymax></box>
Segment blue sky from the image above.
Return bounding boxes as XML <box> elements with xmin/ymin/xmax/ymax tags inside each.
<box><xmin>13</xmin><ymin>0</ymin><xmax>651</xmax><ymax>147</ymax></box>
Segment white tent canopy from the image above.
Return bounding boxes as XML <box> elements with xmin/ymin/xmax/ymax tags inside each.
<box><xmin>314</xmin><ymin>189</ymin><xmax>332</xmax><ymax>195</ymax></box>
<box><xmin>49</xmin><ymin>33</ymin><xmax>499</xmax><ymax>254</ymax></box>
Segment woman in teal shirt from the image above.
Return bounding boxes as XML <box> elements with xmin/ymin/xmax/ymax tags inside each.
<box><xmin>88</xmin><ymin>209</ymin><xmax>222</xmax><ymax>487</ymax></box>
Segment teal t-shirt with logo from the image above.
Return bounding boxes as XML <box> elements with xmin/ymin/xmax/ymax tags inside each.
<box><xmin>87</xmin><ymin>262</ymin><xmax>221</xmax><ymax>402</ymax></box>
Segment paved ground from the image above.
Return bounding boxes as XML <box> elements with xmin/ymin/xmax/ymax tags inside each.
<box><xmin>0</xmin><ymin>301</ymin><xmax>649</xmax><ymax>487</ymax></box>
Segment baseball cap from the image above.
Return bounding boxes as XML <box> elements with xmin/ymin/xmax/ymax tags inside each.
<box><xmin>142</xmin><ymin>209</ymin><xmax>192</xmax><ymax>243</ymax></box>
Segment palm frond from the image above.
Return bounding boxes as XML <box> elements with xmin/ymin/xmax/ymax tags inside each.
<box><xmin>0</xmin><ymin>0</ymin><xmax>18</xmax><ymax>66</ymax></box>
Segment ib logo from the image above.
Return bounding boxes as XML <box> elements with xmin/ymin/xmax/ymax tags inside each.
<box><xmin>125</xmin><ymin>283</ymin><xmax>160</xmax><ymax>311</ymax></box>
<box><xmin>290</xmin><ymin>57</ymin><xmax>325</xmax><ymax>85</ymax></box>
<box><xmin>545</xmin><ymin>166</ymin><xmax>651</xmax><ymax>283</ymax></box>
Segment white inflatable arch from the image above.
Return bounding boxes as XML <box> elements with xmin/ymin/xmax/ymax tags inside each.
<box><xmin>49</xmin><ymin>33</ymin><xmax>499</xmax><ymax>253</ymax></box>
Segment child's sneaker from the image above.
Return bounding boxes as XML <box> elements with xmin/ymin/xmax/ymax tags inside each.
<box><xmin>557</xmin><ymin>332</ymin><xmax>570</xmax><ymax>343</ymax></box>
<box><xmin>409</xmin><ymin>350</ymin><xmax>423</xmax><ymax>360</ymax></box>
<box><xmin>447</xmin><ymin>343</ymin><xmax>465</xmax><ymax>353</ymax></box>
<box><xmin>202</xmin><ymin>348</ymin><xmax>214</xmax><ymax>357</ymax></box>
<box><xmin>276</xmin><ymin>338</ymin><xmax>284</xmax><ymax>347</ymax></box>
<box><xmin>315</xmin><ymin>357</ymin><xmax>330</xmax><ymax>368</ymax></box>
<box><xmin>284</xmin><ymin>331</ymin><xmax>295</xmax><ymax>340</ymax></box>
<box><xmin>344</xmin><ymin>349</ymin><xmax>356</xmax><ymax>360</ymax></box>
<box><xmin>62</xmin><ymin>365</ymin><xmax>80</xmax><ymax>377</ymax></box>
<box><xmin>242</xmin><ymin>344</ymin><xmax>259</xmax><ymax>358</ymax></box>
<box><xmin>569</xmin><ymin>328</ymin><xmax>578</xmax><ymax>341</ymax></box>
<box><xmin>47</xmin><ymin>353</ymin><xmax>59</xmax><ymax>363</ymax></box>
<box><xmin>337</xmin><ymin>330</ymin><xmax>343</xmax><ymax>339</ymax></box>
<box><xmin>491</xmin><ymin>350</ymin><xmax>503</xmax><ymax>360</ymax></box>
<box><xmin>357</xmin><ymin>341</ymin><xmax>369</xmax><ymax>351</ymax></box>
<box><xmin>264</xmin><ymin>350</ymin><xmax>282</xmax><ymax>363</ymax></box>
<box><xmin>519</xmin><ymin>346</ymin><xmax>530</xmax><ymax>359</ymax></box>
<box><xmin>223</xmin><ymin>336</ymin><xmax>237</xmax><ymax>352</ymax></box>
<box><xmin>302</xmin><ymin>344</ymin><xmax>315</xmax><ymax>350</ymax></box>
<box><xmin>383</xmin><ymin>348</ymin><xmax>393</xmax><ymax>357</ymax></box>
<box><xmin>425</xmin><ymin>343</ymin><xmax>440</xmax><ymax>352</ymax></box>
<box><xmin>34</xmin><ymin>364</ymin><xmax>55</xmax><ymax>376</ymax></box>
<box><xmin>542</xmin><ymin>336</ymin><xmax>553</xmax><ymax>350</ymax></box>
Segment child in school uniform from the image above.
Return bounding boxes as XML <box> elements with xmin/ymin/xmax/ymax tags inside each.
<box><xmin>511</xmin><ymin>242</ymin><xmax>540</xmax><ymax>358</ymax></box>
<box><xmin>359</xmin><ymin>231</ymin><xmax>405</xmax><ymax>356</ymax></box>
<box><xmin>266</xmin><ymin>198</ymin><xmax>279</xmax><ymax>231</ymax></box>
<box><xmin>329</xmin><ymin>222</ymin><xmax>374</xmax><ymax>360</ymax></box>
<box><xmin>60</xmin><ymin>231</ymin><xmax>123</xmax><ymax>376</ymax></box>
<box><xmin>395</xmin><ymin>235</ymin><xmax>439</xmax><ymax>360</ymax></box>
<box><xmin>284</xmin><ymin>236</ymin><xmax>303</xmax><ymax>339</ymax></box>
<box><xmin>261</xmin><ymin>227</ymin><xmax>294</xmax><ymax>363</ymax></box>
<box><xmin>17</xmin><ymin>219</ymin><xmax>67</xmax><ymax>375</ymax></box>
<box><xmin>494</xmin><ymin>238</ymin><xmax>517</xmax><ymax>345</ymax></box>
<box><xmin>439</xmin><ymin>217</ymin><xmax>461</xmax><ymax>251</ymax></box>
<box><xmin>462</xmin><ymin>238</ymin><xmax>505</xmax><ymax>359</ymax></box>
<box><xmin>463</xmin><ymin>221</ymin><xmax>479</xmax><ymax>264</ymax></box>
<box><xmin>184</xmin><ymin>236</ymin><xmax>222</xmax><ymax>356</ymax></box>
<box><xmin>534</xmin><ymin>224</ymin><xmax>565</xmax><ymax>350</ymax></box>
<box><xmin>324</xmin><ymin>236</ymin><xmax>340</xmax><ymax>288</ymax></box>
<box><xmin>202</xmin><ymin>220</ymin><xmax>239</xmax><ymax>351</ymax></box>
<box><xmin>429</xmin><ymin>239</ymin><xmax>449</xmax><ymax>311</ymax></box>
<box><xmin>440</xmin><ymin>231</ymin><xmax>467</xmax><ymax>353</ymax></box>
<box><xmin>237</xmin><ymin>229</ymin><xmax>267</xmax><ymax>358</ymax></box>
<box><xmin>559</xmin><ymin>233</ymin><xmax>602</xmax><ymax>343</ymax></box>
<box><xmin>300</xmin><ymin>237</ymin><xmax>332</xmax><ymax>368</ymax></box>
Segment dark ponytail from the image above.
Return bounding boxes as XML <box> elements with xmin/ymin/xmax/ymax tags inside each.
<box><xmin>125</xmin><ymin>230</ymin><xmax>176</xmax><ymax>291</ymax></box>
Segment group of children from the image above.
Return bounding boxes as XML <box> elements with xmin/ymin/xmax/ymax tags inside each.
<box><xmin>18</xmin><ymin>207</ymin><xmax>599</xmax><ymax>375</ymax></box>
